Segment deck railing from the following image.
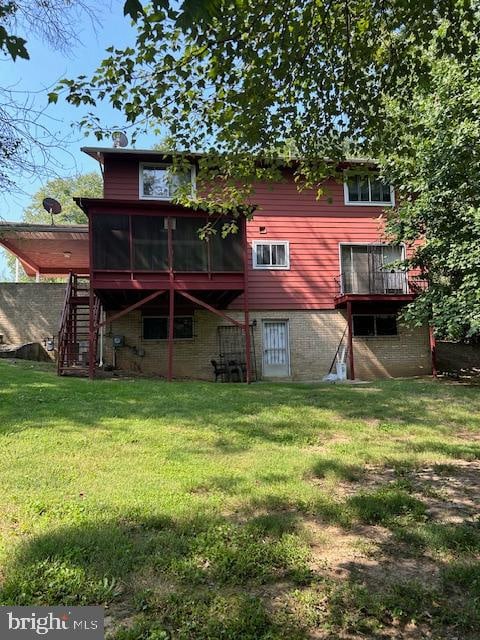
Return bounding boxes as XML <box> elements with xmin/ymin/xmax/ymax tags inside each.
<box><xmin>334</xmin><ymin>271</ymin><xmax>428</xmax><ymax>296</ymax></box>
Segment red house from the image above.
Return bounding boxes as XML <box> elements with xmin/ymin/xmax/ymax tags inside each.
<box><xmin>0</xmin><ymin>147</ymin><xmax>434</xmax><ymax>381</ymax></box>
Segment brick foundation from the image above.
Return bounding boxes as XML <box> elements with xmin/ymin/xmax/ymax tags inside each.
<box><xmin>103</xmin><ymin>309</ymin><xmax>432</xmax><ymax>381</ymax></box>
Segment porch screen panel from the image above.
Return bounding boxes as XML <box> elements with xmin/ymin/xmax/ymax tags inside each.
<box><xmin>92</xmin><ymin>214</ymin><xmax>130</xmax><ymax>270</ymax></box>
<box><xmin>173</xmin><ymin>218</ymin><xmax>208</xmax><ymax>271</ymax></box>
<box><xmin>210</xmin><ymin>225</ymin><xmax>244</xmax><ymax>271</ymax></box>
<box><xmin>132</xmin><ymin>215</ymin><xmax>168</xmax><ymax>270</ymax></box>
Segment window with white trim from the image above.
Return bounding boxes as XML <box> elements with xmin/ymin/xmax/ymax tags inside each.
<box><xmin>344</xmin><ymin>174</ymin><xmax>393</xmax><ymax>205</ymax></box>
<box><xmin>353</xmin><ymin>314</ymin><xmax>398</xmax><ymax>337</ymax></box>
<box><xmin>142</xmin><ymin>316</ymin><xmax>194</xmax><ymax>340</ymax></box>
<box><xmin>140</xmin><ymin>163</ymin><xmax>195</xmax><ymax>200</ymax></box>
<box><xmin>253</xmin><ymin>241</ymin><xmax>289</xmax><ymax>269</ymax></box>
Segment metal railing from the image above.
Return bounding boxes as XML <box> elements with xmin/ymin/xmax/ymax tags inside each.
<box><xmin>334</xmin><ymin>271</ymin><xmax>428</xmax><ymax>296</ymax></box>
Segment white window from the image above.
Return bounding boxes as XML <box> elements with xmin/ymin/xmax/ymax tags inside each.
<box><xmin>253</xmin><ymin>241</ymin><xmax>289</xmax><ymax>269</ymax></box>
<box><xmin>344</xmin><ymin>174</ymin><xmax>394</xmax><ymax>206</ymax></box>
<box><xmin>139</xmin><ymin>163</ymin><xmax>195</xmax><ymax>200</ymax></box>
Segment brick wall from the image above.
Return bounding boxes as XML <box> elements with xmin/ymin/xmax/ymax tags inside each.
<box><xmin>353</xmin><ymin>323</ymin><xmax>432</xmax><ymax>379</ymax></box>
<box><xmin>103</xmin><ymin>309</ymin><xmax>432</xmax><ymax>381</ymax></box>
<box><xmin>0</xmin><ymin>283</ymin><xmax>66</xmax><ymax>353</ymax></box>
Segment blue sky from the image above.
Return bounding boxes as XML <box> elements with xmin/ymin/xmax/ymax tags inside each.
<box><xmin>0</xmin><ymin>0</ymin><xmax>156</xmax><ymax>277</ymax></box>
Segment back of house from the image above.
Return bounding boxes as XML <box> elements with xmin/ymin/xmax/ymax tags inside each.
<box><xmin>0</xmin><ymin>147</ymin><xmax>433</xmax><ymax>381</ymax></box>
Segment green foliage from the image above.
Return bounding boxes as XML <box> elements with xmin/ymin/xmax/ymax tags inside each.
<box><xmin>60</xmin><ymin>1</ymin><xmax>479</xmax><ymax>160</ymax></box>
<box><xmin>22</xmin><ymin>172</ymin><xmax>102</xmax><ymax>225</ymax></box>
<box><xmin>382</xmin><ymin>55</ymin><xmax>480</xmax><ymax>339</ymax></box>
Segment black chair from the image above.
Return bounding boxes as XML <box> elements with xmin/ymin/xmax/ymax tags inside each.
<box><xmin>227</xmin><ymin>359</ymin><xmax>244</xmax><ymax>383</ymax></box>
<box><xmin>211</xmin><ymin>359</ymin><xmax>229</xmax><ymax>382</ymax></box>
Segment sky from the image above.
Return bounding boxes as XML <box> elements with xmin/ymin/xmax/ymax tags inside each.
<box><xmin>0</xmin><ymin>0</ymin><xmax>157</xmax><ymax>277</ymax></box>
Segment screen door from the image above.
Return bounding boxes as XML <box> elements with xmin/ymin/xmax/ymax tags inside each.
<box><xmin>262</xmin><ymin>320</ymin><xmax>290</xmax><ymax>377</ymax></box>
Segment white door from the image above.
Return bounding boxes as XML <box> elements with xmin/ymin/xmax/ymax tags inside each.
<box><xmin>262</xmin><ymin>320</ymin><xmax>290</xmax><ymax>377</ymax></box>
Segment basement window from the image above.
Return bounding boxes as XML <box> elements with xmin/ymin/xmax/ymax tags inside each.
<box><xmin>252</xmin><ymin>241</ymin><xmax>290</xmax><ymax>269</ymax></box>
<box><xmin>142</xmin><ymin>316</ymin><xmax>194</xmax><ymax>340</ymax></box>
<box><xmin>353</xmin><ymin>314</ymin><xmax>398</xmax><ymax>337</ymax></box>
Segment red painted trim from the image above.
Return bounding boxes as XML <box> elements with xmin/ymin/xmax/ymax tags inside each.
<box><xmin>429</xmin><ymin>326</ymin><xmax>437</xmax><ymax>377</ymax></box>
<box><xmin>88</xmin><ymin>214</ymin><xmax>95</xmax><ymax>380</ymax></box>
<box><xmin>347</xmin><ymin>301</ymin><xmax>355</xmax><ymax>380</ymax></box>
<box><xmin>97</xmin><ymin>290</ymin><xmax>166</xmax><ymax>329</ymax></box>
<box><xmin>177</xmin><ymin>290</ymin><xmax>245</xmax><ymax>328</ymax></box>
<box><xmin>91</xmin><ymin>276</ymin><xmax>245</xmax><ymax>291</ymax></box>
<box><xmin>168</xmin><ymin>286</ymin><xmax>174</xmax><ymax>381</ymax></box>
<box><xmin>242</xmin><ymin>217</ymin><xmax>251</xmax><ymax>383</ymax></box>
<box><xmin>335</xmin><ymin>293</ymin><xmax>417</xmax><ymax>307</ymax></box>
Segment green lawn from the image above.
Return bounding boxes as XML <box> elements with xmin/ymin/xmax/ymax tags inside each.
<box><xmin>1</xmin><ymin>360</ymin><xmax>480</xmax><ymax>639</ymax></box>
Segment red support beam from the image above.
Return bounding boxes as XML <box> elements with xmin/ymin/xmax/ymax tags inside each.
<box><xmin>168</xmin><ymin>287</ymin><xmax>174</xmax><ymax>381</ymax></box>
<box><xmin>95</xmin><ymin>289</ymin><xmax>166</xmax><ymax>329</ymax></box>
<box><xmin>177</xmin><ymin>290</ymin><xmax>245</xmax><ymax>328</ymax></box>
<box><xmin>429</xmin><ymin>325</ymin><xmax>437</xmax><ymax>378</ymax></box>
<box><xmin>347</xmin><ymin>301</ymin><xmax>355</xmax><ymax>380</ymax></box>
<box><xmin>88</xmin><ymin>214</ymin><xmax>95</xmax><ymax>380</ymax></box>
<box><xmin>242</xmin><ymin>217</ymin><xmax>252</xmax><ymax>384</ymax></box>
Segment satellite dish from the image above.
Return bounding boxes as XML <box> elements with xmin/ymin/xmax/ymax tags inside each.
<box><xmin>42</xmin><ymin>197</ymin><xmax>62</xmax><ymax>225</ymax></box>
<box><xmin>112</xmin><ymin>131</ymin><xmax>128</xmax><ymax>148</ymax></box>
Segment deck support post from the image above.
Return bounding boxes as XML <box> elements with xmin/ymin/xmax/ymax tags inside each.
<box><xmin>167</xmin><ymin>287</ymin><xmax>174</xmax><ymax>382</ymax></box>
<box><xmin>347</xmin><ymin>300</ymin><xmax>355</xmax><ymax>380</ymax></box>
<box><xmin>88</xmin><ymin>286</ymin><xmax>95</xmax><ymax>380</ymax></box>
<box><xmin>429</xmin><ymin>325</ymin><xmax>437</xmax><ymax>378</ymax></box>
<box><xmin>242</xmin><ymin>218</ymin><xmax>251</xmax><ymax>384</ymax></box>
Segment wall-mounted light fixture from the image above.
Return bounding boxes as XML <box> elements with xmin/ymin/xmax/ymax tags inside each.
<box><xmin>63</xmin><ymin>251</ymin><xmax>72</xmax><ymax>259</ymax></box>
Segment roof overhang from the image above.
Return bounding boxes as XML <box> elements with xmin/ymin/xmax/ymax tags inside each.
<box><xmin>0</xmin><ymin>223</ymin><xmax>89</xmax><ymax>277</ymax></box>
<box><xmin>81</xmin><ymin>146</ymin><xmax>378</xmax><ymax>169</ymax></box>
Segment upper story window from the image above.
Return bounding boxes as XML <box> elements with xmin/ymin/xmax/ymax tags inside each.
<box><xmin>344</xmin><ymin>174</ymin><xmax>394</xmax><ymax>206</ymax></box>
<box><xmin>140</xmin><ymin>163</ymin><xmax>195</xmax><ymax>200</ymax></box>
<box><xmin>253</xmin><ymin>241</ymin><xmax>290</xmax><ymax>269</ymax></box>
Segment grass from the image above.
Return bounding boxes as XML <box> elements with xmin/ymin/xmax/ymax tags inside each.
<box><xmin>1</xmin><ymin>360</ymin><xmax>480</xmax><ymax>638</ymax></box>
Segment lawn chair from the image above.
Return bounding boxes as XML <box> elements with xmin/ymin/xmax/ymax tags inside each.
<box><xmin>211</xmin><ymin>359</ymin><xmax>229</xmax><ymax>382</ymax></box>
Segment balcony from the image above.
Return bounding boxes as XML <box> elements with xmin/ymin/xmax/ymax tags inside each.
<box><xmin>334</xmin><ymin>270</ymin><xmax>428</xmax><ymax>306</ymax></box>
<box><xmin>90</xmin><ymin>212</ymin><xmax>245</xmax><ymax>292</ymax></box>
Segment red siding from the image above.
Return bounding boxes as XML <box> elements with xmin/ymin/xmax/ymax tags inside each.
<box><xmin>104</xmin><ymin>157</ymin><xmax>139</xmax><ymax>199</ymax></box>
<box><xmin>233</xmin><ymin>176</ymin><xmax>390</xmax><ymax>310</ymax></box>
<box><xmin>101</xmin><ymin>156</ymin><xmax>394</xmax><ymax>310</ymax></box>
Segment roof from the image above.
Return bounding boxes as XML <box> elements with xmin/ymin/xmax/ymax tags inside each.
<box><xmin>0</xmin><ymin>222</ymin><xmax>89</xmax><ymax>277</ymax></box>
<box><xmin>81</xmin><ymin>146</ymin><xmax>378</xmax><ymax>167</ymax></box>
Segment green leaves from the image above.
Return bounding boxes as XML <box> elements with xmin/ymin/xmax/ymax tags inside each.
<box><xmin>123</xmin><ymin>0</ymin><xmax>144</xmax><ymax>20</ymax></box>
<box><xmin>381</xmin><ymin>54</ymin><xmax>480</xmax><ymax>339</ymax></box>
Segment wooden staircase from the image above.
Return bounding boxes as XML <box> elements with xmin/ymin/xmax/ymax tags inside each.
<box><xmin>57</xmin><ymin>274</ymin><xmax>101</xmax><ymax>376</ymax></box>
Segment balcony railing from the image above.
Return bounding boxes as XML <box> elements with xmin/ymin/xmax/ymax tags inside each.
<box><xmin>335</xmin><ymin>271</ymin><xmax>428</xmax><ymax>297</ymax></box>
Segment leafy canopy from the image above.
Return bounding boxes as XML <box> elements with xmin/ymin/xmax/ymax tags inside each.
<box><xmin>59</xmin><ymin>0</ymin><xmax>477</xmax><ymax>158</ymax></box>
<box><xmin>382</xmin><ymin>55</ymin><xmax>480</xmax><ymax>340</ymax></box>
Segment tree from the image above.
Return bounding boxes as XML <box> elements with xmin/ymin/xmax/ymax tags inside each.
<box><xmin>0</xmin><ymin>1</ymin><xmax>97</xmax><ymax>193</ymax></box>
<box><xmin>5</xmin><ymin>172</ymin><xmax>102</xmax><ymax>280</ymax></box>
<box><xmin>380</xmin><ymin>55</ymin><xmax>480</xmax><ymax>340</ymax></box>
<box><xmin>60</xmin><ymin>0</ymin><xmax>478</xmax><ymax>160</ymax></box>
<box><xmin>57</xmin><ymin>1</ymin><xmax>480</xmax><ymax>336</ymax></box>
